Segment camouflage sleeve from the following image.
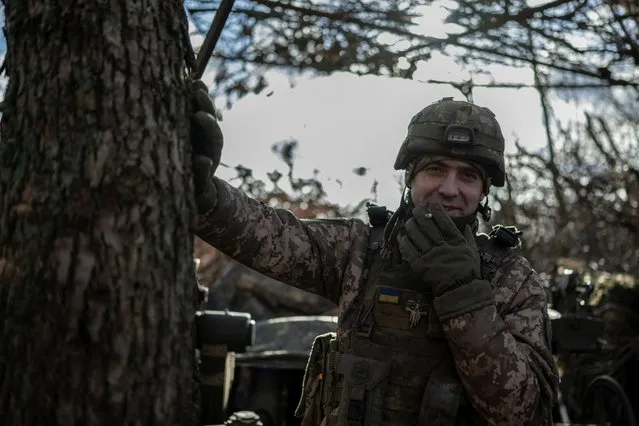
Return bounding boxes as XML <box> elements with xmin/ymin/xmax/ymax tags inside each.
<box><xmin>193</xmin><ymin>177</ymin><xmax>370</xmax><ymax>304</ymax></box>
<box><xmin>441</xmin><ymin>253</ymin><xmax>559</xmax><ymax>425</ymax></box>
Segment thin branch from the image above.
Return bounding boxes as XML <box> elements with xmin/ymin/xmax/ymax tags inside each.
<box><xmin>585</xmin><ymin>113</ymin><xmax>617</xmax><ymax>168</ymax></box>
<box><xmin>527</xmin><ymin>28</ymin><xmax>567</xmax><ymax>221</ymax></box>
<box><xmin>422</xmin><ymin>79</ymin><xmax>639</xmax><ymax>89</ymax></box>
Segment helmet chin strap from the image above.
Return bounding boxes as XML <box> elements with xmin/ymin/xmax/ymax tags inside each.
<box><xmin>477</xmin><ymin>199</ymin><xmax>492</xmax><ymax>222</ymax></box>
<box><xmin>383</xmin><ymin>186</ymin><xmax>411</xmax><ymax>244</ymax></box>
<box><xmin>477</xmin><ymin>184</ymin><xmax>492</xmax><ymax>222</ymax></box>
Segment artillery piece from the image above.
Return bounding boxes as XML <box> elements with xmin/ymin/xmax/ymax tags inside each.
<box><xmin>193</xmin><ymin>309</ymin><xmax>337</xmax><ymax>426</ymax></box>
<box><xmin>551</xmin><ymin>310</ymin><xmax>638</xmax><ymax>425</ymax></box>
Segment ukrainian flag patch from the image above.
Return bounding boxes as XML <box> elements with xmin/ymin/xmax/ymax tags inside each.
<box><xmin>377</xmin><ymin>287</ymin><xmax>401</xmax><ymax>304</ymax></box>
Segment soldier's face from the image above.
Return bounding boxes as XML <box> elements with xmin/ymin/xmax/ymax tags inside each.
<box><xmin>410</xmin><ymin>158</ymin><xmax>484</xmax><ymax>217</ymax></box>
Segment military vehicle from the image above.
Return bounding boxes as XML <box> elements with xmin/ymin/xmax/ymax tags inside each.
<box><xmin>550</xmin><ymin>277</ymin><xmax>639</xmax><ymax>426</ymax></box>
<box><xmin>194</xmin><ymin>310</ymin><xmax>337</xmax><ymax>426</ymax></box>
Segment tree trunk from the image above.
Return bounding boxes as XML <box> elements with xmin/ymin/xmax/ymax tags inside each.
<box><xmin>0</xmin><ymin>1</ymin><xmax>198</xmax><ymax>425</ymax></box>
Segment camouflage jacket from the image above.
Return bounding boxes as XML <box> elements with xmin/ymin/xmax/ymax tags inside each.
<box><xmin>195</xmin><ymin>177</ymin><xmax>559</xmax><ymax>425</ymax></box>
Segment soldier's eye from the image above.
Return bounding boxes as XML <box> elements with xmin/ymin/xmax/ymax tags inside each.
<box><xmin>461</xmin><ymin>170</ymin><xmax>480</xmax><ymax>182</ymax></box>
<box><xmin>424</xmin><ymin>164</ymin><xmax>444</xmax><ymax>174</ymax></box>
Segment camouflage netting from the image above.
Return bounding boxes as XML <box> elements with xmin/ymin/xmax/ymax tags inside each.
<box><xmin>194</xmin><ymin>237</ymin><xmax>338</xmax><ymax>320</ymax></box>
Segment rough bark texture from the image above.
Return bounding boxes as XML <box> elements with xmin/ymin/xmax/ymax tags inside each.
<box><xmin>0</xmin><ymin>1</ymin><xmax>197</xmax><ymax>425</ymax></box>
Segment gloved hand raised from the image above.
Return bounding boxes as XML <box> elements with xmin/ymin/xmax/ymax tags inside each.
<box><xmin>191</xmin><ymin>80</ymin><xmax>224</xmax><ymax>214</ymax></box>
<box><xmin>398</xmin><ymin>202</ymin><xmax>494</xmax><ymax>321</ymax></box>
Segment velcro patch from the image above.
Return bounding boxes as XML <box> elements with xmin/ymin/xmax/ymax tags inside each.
<box><xmin>377</xmin><ymin>287</ymin><xmax>401</xmax><ymax>304</ymax></box>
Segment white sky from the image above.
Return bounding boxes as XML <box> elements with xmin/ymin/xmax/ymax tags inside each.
<box><xmin>190</xmin><ymin>0</ymin><xmax>556</xmax><ymax>211</ymax></box>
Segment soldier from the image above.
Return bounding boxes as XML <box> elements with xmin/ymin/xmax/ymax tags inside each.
<box><xmin>190</xmin><ymin>81</ymin><xmax>558</xmax><ymax>425</ymax></box>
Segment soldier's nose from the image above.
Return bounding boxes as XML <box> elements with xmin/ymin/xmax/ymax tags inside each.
<box><xmin>438</xmin><ymin>174</ymin><xmax>460</xmax><ymax>198</ymax></box>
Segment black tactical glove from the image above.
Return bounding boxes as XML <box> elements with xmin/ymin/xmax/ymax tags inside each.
<box><xmin>398</xmin><ymin>202</ymin><xmax>494</xmax><ymax>321</ymax></box>
<box><xmin>191</xmin><ymin>80</ymin><xmax>224</xmax><ymax>214</ymax></box>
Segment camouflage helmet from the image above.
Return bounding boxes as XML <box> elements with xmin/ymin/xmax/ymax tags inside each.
<box><xmin>394</xmin><ymin>97</ymin><xmax>506</xmax><ymax>187</ymax></box>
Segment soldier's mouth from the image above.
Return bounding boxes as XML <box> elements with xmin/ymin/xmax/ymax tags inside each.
<box><xmin>443</xmin><ymin>205</ymin><xmax>461</xmax><ymax>213</ymax></box>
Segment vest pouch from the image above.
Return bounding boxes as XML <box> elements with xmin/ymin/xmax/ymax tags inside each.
<box><xmin>418</xmin><ymin>359</ymin><xmax>464</xmax><ymax>426</ymax></box>
<box><xmin>295</xmin><ymin>332</ymin><xmax>337</xmax><ymax>426</ymax></box>
<box><xmin>334</xmin><ymin>353</ymin><xmax>390</xmax><ymax>426</ymax></box>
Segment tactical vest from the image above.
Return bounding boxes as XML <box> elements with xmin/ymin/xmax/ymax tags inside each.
<box><xmin>296</xmin><ymin>204</ymin><xmax>521</xmax><ymax>426</ymax></box>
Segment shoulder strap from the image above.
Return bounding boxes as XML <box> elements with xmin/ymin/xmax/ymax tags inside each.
<box><xmin>362</xmin><ymin>203</ymin><xmax>392</xmax><ymax>280</ymax></box>
<box><xmin>476</xmin><ymin>224</ymin><xmax>522</xmax><ymax>282</ymax></box>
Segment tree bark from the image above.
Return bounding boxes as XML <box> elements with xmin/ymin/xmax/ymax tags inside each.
<box><xmin>0</xmin><ymin>1</ymin><xmax>198</xmax><ymax>425</ymax></box>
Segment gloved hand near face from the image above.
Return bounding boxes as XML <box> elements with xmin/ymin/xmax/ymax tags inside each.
<box><xmin>398</xmin><ymin>202</ymin><xmax>494</xmax><ymax>321</ymax></box>
<box><xmin>191</xmin><ymin>80</ymin><xmax>224</xmax><ymax>215</ymax></box>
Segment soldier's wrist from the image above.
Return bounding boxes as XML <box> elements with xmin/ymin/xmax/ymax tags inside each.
<box><xmin>433</xmin><ymin>279</ymin><xmax>494</xmax><ymax>321</ymax></box>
